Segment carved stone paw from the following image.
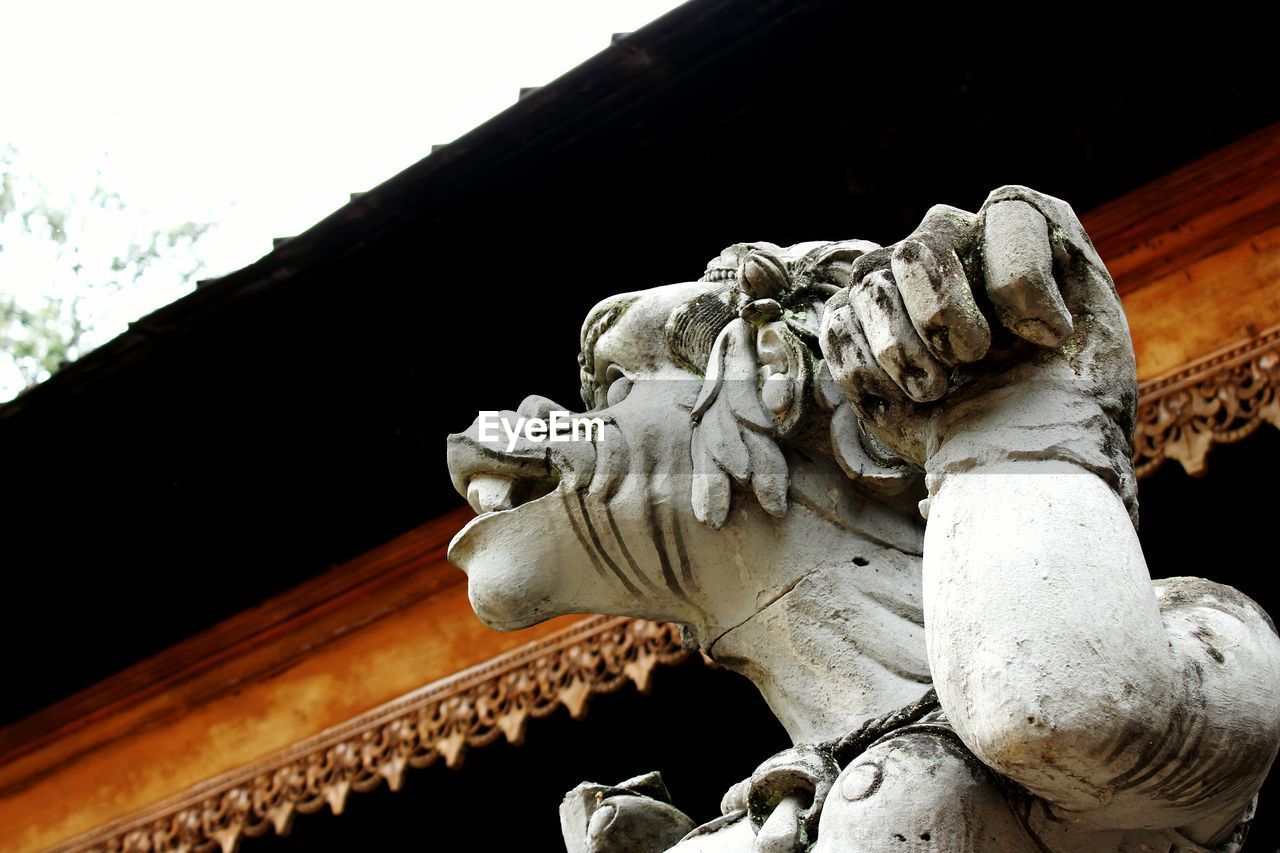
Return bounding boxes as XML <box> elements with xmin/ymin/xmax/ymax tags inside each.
<box><xmin>818</xmin><ymin>185</ymin><xmax>1136</xmax><ymax>472</ymax></box>
<box><xmin>560</xmin><ymin>771</ymin><xmax>696</xmax><ymax>853</ymax></box>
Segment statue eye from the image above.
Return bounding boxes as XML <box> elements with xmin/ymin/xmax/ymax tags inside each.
<box><xmin>604</xmin><ymin>364</ymin><xmax>633</xmax><ymax>407</ymax></box>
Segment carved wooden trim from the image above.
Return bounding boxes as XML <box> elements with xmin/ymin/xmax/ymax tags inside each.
<box><xmin>54</xmin><ymin>617</ymin><xmax>688</xmax><ymax>853</ymax></box>
<box><xmin>1134</xmin><ymin>325</ymin><xmax>1280</xmax><ymax>478</ymax></box>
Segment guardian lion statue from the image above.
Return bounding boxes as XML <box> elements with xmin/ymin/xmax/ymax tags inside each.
<box><xmin>446</xmin><ymin>186</ymin><xmax>1280</xmax><ymax>852</ymax></box>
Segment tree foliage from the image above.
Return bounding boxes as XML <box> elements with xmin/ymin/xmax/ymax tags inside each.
<box><xmin>0</xmin><ymin>146</ymin><xmax>211</xmax><ymax>398</ymax></box>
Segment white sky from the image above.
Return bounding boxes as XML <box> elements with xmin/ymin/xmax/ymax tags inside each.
<box><xmin>0</xmin><ymin>0</ymin><xmax>687</xmax><ymax>398</ymax></box>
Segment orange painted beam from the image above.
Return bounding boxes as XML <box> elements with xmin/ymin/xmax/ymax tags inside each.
<box><xmin>1123</xmin><ymin>223</ymin><xmax>1280</xmax><ymax>381</ymax></box>
<box><xmin>1085</xmin><ymin>123</ymin><xmax>1280</xmax><ymax>379</ymax></box>
<box><xmin>0</xmin><ymin>506</ymin><xmax>585</xmax><ymax>852</ymax></box>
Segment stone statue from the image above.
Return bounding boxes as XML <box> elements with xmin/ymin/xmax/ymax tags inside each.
<box><xmin>446</xmin><ymin>186</ymin><xmax>1280</xmax><ymax>852</ymax></box>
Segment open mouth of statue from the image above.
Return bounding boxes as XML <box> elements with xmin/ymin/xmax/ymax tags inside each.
<box><xmin>464</xmin><ymin>472</ymin><xmax>559</xmax><ymax>515</ymax></box>
<box><xmin>444</xmin><ymin>428</ymin><xmax>577</xmax><ymax>566</ymax></box>
<box><xmin>445</xmin><ymin>432</ymin><xmax>565</xmax><ymax>519</ymax></box>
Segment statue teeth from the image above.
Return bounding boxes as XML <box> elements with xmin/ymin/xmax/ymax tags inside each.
<box><xmin>467</xmin><ymin>475</ymin><xmax>516</xmax><ymax>514</ymax></box>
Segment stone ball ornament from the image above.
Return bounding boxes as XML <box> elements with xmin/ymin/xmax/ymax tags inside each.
<box><xmin>445</xmin><ymin>186</ymin><xmax>1280</xmax><ymax>852</ymax></box>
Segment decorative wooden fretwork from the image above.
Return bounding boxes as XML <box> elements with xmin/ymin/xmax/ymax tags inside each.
<box><xmin>1134</xmin><ymin>325</ymin><xmax>1280</xmax><ymax>478</ymax></box>
<box><xmin>57</xmin><ymin>617</ymin><xmax>688</xmax><ymax>853</ymax></box>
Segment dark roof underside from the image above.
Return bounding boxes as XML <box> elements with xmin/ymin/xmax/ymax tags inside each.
<box><xmin>1</xmin><ymin>2</ymin><xmax>1276</xmax><ymax>722</ymax></box>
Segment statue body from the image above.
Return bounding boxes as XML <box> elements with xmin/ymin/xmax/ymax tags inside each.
<box><xmin>446</xmin><ymin>187</ymin><xmax>1280</xmax><ymax>852</ymax></box>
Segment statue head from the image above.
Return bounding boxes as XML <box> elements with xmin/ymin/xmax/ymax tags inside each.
<box><xmin>446</xmin><ymin>240</ymin><xmax>926</xmax><ymax>643</ymax></box>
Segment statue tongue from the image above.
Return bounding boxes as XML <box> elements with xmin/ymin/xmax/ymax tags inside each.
<box><xmin>466</xmin><ymin>475</ymin><xmax>514</xmax><ymax>514</ymax></box>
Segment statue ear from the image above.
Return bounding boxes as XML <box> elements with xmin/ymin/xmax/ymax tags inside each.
<box><xmin>689</xmin><ymin>314</ymin><xmax>813</xmax><ymax>528</ymax></box>
<box><xmin>754</xmin><ymin>318</ymin><xmax>811</xmax><ymax>436</ymax></box>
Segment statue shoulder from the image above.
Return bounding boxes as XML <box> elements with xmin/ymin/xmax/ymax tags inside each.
<box><xmin>1154</xmin><ymin>576</ymin><xmax>1278</xmax><ymax>638</ymax></box>
<box><xmin>1153</xmin><ymin>575</ymin><xmax>1280</xmax><ymax>740</ymax></box>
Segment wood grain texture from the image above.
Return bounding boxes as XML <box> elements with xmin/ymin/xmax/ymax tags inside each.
<box><xmin>1086</xmin><ymin>124</ymin><xmax>1280</xmax><ymax>379</ymax></box>
<box><xmin>1086</xmin><ymin>124</ymin><xmax>1280</xmax><ymax>298</ymax></box>
<box><xmin>1122</xmin><ymin>223</ymin><xmax>1280</xmax><ymax>380</ymax></box>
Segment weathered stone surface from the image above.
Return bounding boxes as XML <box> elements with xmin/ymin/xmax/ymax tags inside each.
<box><xmin>561</xmin><ymin>772</ymin><xmax>696</xmax><ymax>853</ymax></box>
<box><xmin>446</xmin><ymin>186</ymin><xmax>1280</xmax><ymax>851</ymax></box>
